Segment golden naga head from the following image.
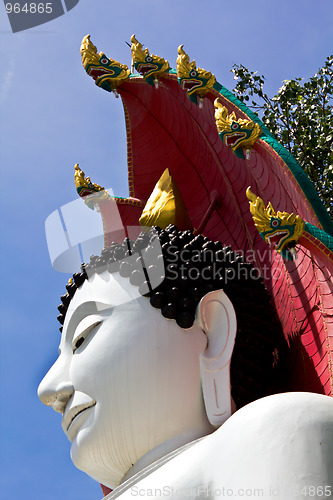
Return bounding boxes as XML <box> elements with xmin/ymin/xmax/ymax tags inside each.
<box><xmin>130</xmin><ymin>34</ymin><xmax>170</xmax><ymax>81</ymax></box>
<box><xmin>80</xmin><ymin>35</ymin><xmax>130</xmax><ymax>92</ymax></box>
<box><xmin>214</xmin><ymin>100</ymin><xmax>261</xmax><ymax>159</ymax></box>
<box><xmin>246</xmin><ymin>187</ymin><xmax>305</xmax><ymax>254</ymax></box>
<box><xmin>74</xmin><ymin>164</ymin><xmax>109</xmax><ymax>209</ymax></box>
<box><xmin>176</xmin><ymin>45</ymin><xmax>216</xmax><ymax>97</ymax></box>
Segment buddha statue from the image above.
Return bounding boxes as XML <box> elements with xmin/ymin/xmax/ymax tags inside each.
<box><xmin>38</xmin><ymin>226</ymin><xmax>333</xmax><ymax>499</ymax></box>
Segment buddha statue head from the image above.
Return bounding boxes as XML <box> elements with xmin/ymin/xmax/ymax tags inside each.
<box><xmin>38</xmin><ymin>225</ymin><xmax>285</xmax><ymax>490</ymax></box>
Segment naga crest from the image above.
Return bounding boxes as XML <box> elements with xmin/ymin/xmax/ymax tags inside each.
<box><xmin>130</xmin><ymin>35</ymin><xmax>170</xmax><ymax>82</ymax></box>
<box><xmin>176</xmin><ymin>45</ymin><xmax>216</xmax><ymax>99</ymax></box>
<box><xmin>74</xmin><ymin>163</ymin><xmax>109</xmax><ymax>209</ymax></box>
<box><xmin>215</xmin><ymin>100</ymin><xmax>261</xmax><ymax>159</ymax></box>
<box><xmin>246</xmin><ymin>187</ymin><xmax>305</xmax><ymax>253</ymax></box>
<box><xmin>80</xmin><ymin>35</ymin><xmax>130</xmax><ymax>92</ymax></box>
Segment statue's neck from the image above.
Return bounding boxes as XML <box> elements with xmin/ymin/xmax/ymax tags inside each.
<box><xmin>121</xmin><ymin>427</ymin><xmax>212</xmax><ymax>484</ymax></box>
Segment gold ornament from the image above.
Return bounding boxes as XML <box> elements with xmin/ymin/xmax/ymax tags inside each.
<box><xmin>80</xmin><ymin>35</ymin><xmax>130</xmax><ymax>92</ymax></box>
<box><xmin>139</xmin><ymin>168</ymin><xmax>192</xmax><ymax>230</ymax></box>
<box><xmin>130</xmin><ymin>34</ymin><xmax>169</xmax><ymax>82</ymax></box>
<box><xmin>215</xmin><ymin>100</ymin><xmax>261</xmax><ymax>155</ymax></box>
<box><xmin>176</xmin><ymin>45</ymin><xmax>216</xmax><ymax>97</ymax></box>
<box><xmin>246</xmin><ymin>187</ymin><xmax>305</xmax><ymax>253</ymax></box>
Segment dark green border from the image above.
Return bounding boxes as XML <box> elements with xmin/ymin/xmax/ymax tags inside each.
<box><xmin>305</xmin><ymin>222</ymin><xmax>333</xmax><ymax>252</ymax></box>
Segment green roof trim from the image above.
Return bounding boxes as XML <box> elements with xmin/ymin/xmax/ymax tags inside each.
<box><xmin>262</xmin><ymin>137</ymin><xmax>333</xmax><ymax>236</ymax></box>
<box><xmin>304</xmin><ymin>222</ymin><xmax>333</xmax><ymax>252</ymax></box>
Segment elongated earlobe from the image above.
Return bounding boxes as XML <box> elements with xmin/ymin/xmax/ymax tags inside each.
<box><xmin>196</xmin><ymin>290</ymin><xmax>237</xmax><ymax>427</ymax></box>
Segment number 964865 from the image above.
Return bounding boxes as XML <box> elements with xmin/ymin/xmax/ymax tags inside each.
<box><xmin>5</xmin><ymin>3</ymin><xmax>53</xmax><ymax>14</ymax></box>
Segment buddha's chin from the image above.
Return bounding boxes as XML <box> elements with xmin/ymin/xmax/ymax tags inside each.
<box><xmin>70</xmin><ymin>423</ymin><xmax>95</xmax><ymax>471</ymax></box>
<box><xmin>70</xmin><ymin>427</ymin><xmax>125</xmax><ymax>489</ymax></box>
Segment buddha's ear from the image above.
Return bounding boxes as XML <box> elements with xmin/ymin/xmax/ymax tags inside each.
<box><xmin>196</xmin><ymin>290</ymin><xmax>237</xmax><ymax>427</ymax></box>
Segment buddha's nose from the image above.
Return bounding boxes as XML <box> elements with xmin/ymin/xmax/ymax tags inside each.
<box><xmin>38</xmin><ymin>357</ymin><xmax>74</xmax><ymax>414</ymax></box>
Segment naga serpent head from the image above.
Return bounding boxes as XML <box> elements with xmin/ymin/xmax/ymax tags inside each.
<box><xmin>130</xmin><ymin>35</ymin><xmax>170</xmax><ymax>81</ymax></box>
<box><xmin>80</xmin><ymin>35</ymin><xmax>130</xmax><ymax>92</ymax></box>
<box><xmin>74</xmin><ymin>163</ymin><xmax>109</xmax><ymax>210</ymax></box>
<box><xmin>215</xmin><ymin>101</ymin><xmax>261</xmax><ymax>159</ymax></box>
<box><xmin>246</xmin><ymin>187</ymin><xmax>305</xmax><ymax>253</ymax></box>
<box><xmin>176</xmin><ymin>45</ymin><xmax>216</xmax><ymax>98</ymax></box>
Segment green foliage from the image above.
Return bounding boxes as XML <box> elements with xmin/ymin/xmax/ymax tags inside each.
<box><xmin>231</xmin><ymin>56</ymin><xmax>333</xmax><ymax>218</ymax></box>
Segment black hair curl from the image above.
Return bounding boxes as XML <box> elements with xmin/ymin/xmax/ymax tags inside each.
<box><xmin>57</xmin><ymin>225</ymin><xmax>286</xmax><ymax>409</ymax></box>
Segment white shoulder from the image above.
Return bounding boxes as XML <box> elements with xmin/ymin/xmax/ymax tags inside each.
<box><xmin>108</xmin><ymin>393</ymin><xmax>333</xmax><ymax>500</ymax></box>
<box><xmin>204</xmin><ymin>392</ymin><xmax>333</xmax><ymax>498</ymax></box>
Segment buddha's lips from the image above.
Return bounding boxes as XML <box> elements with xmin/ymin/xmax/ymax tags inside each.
<box><xmin>137</xmin><ymin>63</ymin><xmax>157</xmax><ymax>75</ymax></box>
<box><xmin>63</xmin><ymin>400</ymin><xmax>96</xmax><ymax>432</ymax></box>
<box><xmin>267</xmin><ymin>230</ymin><xmax>289</xmax><ymax>248</ymax></box>
<box><xmin>181</xmin><ymin>79</ymin><xmax>202</xmax><ymax>92</ymax></box>
<box><xmin>87</xmin><ymin>67</ymin><xmax>115</xmax><ymax>81</ymax></box>
<box><xmin>224</xmin><ymin>132</ymin><xmax>246</xmax><ymax>148</ymax></box>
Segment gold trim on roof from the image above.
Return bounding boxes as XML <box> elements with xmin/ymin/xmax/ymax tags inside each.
<box><xmin>74</xmin><ymin>163</ymin><xmax>104</xmax><ymax>194</ymax></box>
<box><xmin>80</xmin><ymin>35</ymin><xmax>130</xmax><ymax>91</ymax></box>
<box><xmin>246</xmin><ymin>187</ymin><xmax>305</xmax><ymax>253</ymax></box>
<box><xmin>176</xmin><ymin>45</ymin><xmax>216</xmax><ymax>97</ymax></box>
<box><xmin>74</xmin><ymin>163</ymin><xmax>109</xmax><ymax>209</ymax></box>
<box><xmin>215</xmin><ymin>100</ymin><xmax>261</xmax><ymax>153</ymax></box>
<box><xmin>130</xmin><ymin>34</ymin><xmax>169</xmax><ymax>80</ymax></box>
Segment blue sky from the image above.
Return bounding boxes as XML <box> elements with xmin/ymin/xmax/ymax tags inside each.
<box><xmin>0</xmin><ymin>1</ymin><xmax>332</xmax><ymax>498</ymax></box>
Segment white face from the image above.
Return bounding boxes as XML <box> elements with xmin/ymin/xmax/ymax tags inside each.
<box><xmin>38</xmin><ymin>271</ymin><xmax>209</xmax><ymax>488</ymax></box>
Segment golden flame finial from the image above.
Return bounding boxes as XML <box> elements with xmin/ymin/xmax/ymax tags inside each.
<box><xmin>177</xmin><ymin>44</ymin><xmax>197</xmax><ymax>77</ymax></box>
<box><xmin>80</xmin><ymin>34</ymin><xmax>98</xmax><ymax>69</ymax></box>
<box><xmin>139</xmin><ymin>169</ymin><xmax>192</xmax><ymax>230</ymax></box>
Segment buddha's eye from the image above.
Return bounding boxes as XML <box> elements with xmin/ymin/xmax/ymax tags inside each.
<box><xmin>74</xmin><ymin>337</ymin><xmax>85</xmax><ymax>350</ymax></box>
<box><xmin>72</xmin><ymin>321</ymin><xmax>102</xmax><ymax>353</ymax></box>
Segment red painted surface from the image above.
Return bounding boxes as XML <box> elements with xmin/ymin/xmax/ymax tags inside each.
<box><xmin>101</xmin><ymin>484</ymin><xmax>112</xmax><ymax>497</ymax></box>
<box><xmin>97</xmin><ymin>72</ymin><xmax>332</xmax><ymax>396</ymax></box>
